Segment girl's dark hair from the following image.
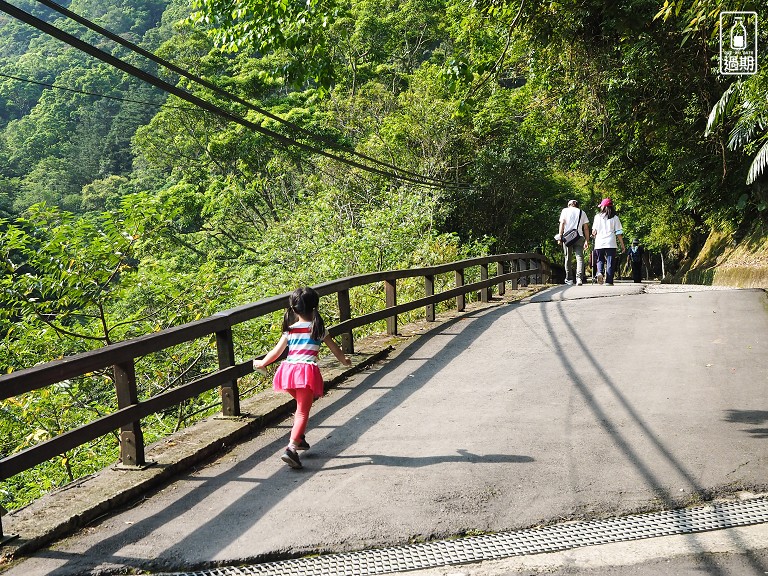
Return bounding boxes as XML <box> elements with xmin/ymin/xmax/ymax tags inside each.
<box><xmin>282</xmin><ymin>286</ymin><xmax>325</xmax><ymax>340</ymax></box>
<box><xmin>601</xmin><ymin>204</ymin><xmax>616</xmax><ymax>219</ymax></box>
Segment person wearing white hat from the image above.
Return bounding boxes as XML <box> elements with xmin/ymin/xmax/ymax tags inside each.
<box><xmin>557</xmin><ymin>199</ymin><xmax>590</xmax><ymax>285</ymax></box>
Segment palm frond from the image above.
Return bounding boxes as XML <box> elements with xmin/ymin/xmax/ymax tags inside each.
<box><xmin>705</xmin><ymin>81</ymin><xmax>740</xmax><ymax>136</ymax></box>
<box><xmin>746</xmin><ymin>138</ymin><xmax>768</xmax><ymax>185</ymax></box>
<box><xmin>728</xmin><ymin>100</ymin><xmax>766</xmax><ymax>150</ymax></box>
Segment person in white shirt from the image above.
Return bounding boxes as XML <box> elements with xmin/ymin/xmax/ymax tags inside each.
<box><xmin>591</xmin><ymin>198</ymin><xmax>626</xmax><ymax>285</ymax></box>
<box><xmin>558</xmin><ymin>199</ymin><xmax>590</xmax><ymax>285</ymax></box>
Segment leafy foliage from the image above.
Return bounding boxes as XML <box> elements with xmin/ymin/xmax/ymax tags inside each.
<box><xmin>188</xmin><ymin>0</ymin><xmax>346</xmax><ymax>89</ymax></box>
<box><xmin>660</xmin><ymin>2</ymin><xmax>768</xmax><ymax>196</ymax></box>
<box><xmin>2</xmin><ymin>0</ymin><xmax>768</xmax><ymax>512</ymax></box>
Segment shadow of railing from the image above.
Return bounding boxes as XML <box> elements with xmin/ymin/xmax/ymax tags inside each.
<box><xmin>541</xmin><ymin>298</ymin><xmax>768</xmax><ymax>576</ymax></box>
<box><xmin>0</xmin><ymin>252</ymin><xmax>549</xmax><ymax>543</ymax></box>
<box><xmin>25</xmin><ymin>304</ymin><xmax>536</xmax><ymax>574</ymax></box>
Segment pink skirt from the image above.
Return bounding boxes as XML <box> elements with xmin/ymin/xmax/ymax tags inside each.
<box><xmin>273</xmin><ymin>362</ymin><xmax>324</xmax><ymax>398</ymax></box>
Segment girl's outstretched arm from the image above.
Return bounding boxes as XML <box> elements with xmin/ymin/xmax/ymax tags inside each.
<box><xmin>253</xmin><ymin>334</ymin><xmax>289</xmax><ymax>370</ymax></box>
<box><xmin>324</xmin><ymin>335</ymin><xmax>352</xmax><ymax>366</ymax></box>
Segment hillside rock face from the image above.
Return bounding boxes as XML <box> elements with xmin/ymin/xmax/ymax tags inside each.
<box><xmin>679</xmin><ymin>227</ymin><xmax>768</xmax><ymax>289</ymax></box>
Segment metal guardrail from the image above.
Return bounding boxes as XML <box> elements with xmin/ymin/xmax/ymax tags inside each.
<box><xmin>0</xmin><ymin>252</ymin><xmax>549</xmax><ymax>543</ymax></box>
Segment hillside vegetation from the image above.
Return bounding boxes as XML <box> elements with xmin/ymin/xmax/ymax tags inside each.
<box><xmin>1</xmin><ymin>0</ymin><xmax>767</xmax><ymax>510</ymax></box>
<box><xmin>677</xmin><ymin>224</ymin><xmax>768</xmax><ymax>288</ymax></box>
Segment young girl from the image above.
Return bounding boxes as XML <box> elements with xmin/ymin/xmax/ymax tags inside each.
<box><xmin>253</xmin><ymin>287</ymin><xmax>351</xmax><ymax>469</ymax></box>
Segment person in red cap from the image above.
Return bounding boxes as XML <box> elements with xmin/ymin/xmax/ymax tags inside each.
<box><xmin>591</xmin><ymin>198</ymin><xmax>625</xmax><ymax>285</ymax></box>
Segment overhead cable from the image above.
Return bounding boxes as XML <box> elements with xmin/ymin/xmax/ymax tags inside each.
<box><xmin>0</xmin><ymin>0</ymin><xmax>450</xmax><ymax>189</ymax></box>
<box><xmin>0</xmin><ymin>71</ymin><xmax>188</xmax><ymax>108</ymax></box>
<box><xmin>31</xmin><ymin>0</ymin><xmax>457</xmax><ymax>189</ymax></box>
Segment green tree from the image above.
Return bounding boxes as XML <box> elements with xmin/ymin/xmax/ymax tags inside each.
<box><xmin>189</xmin><ymin>0</ymin><xmax>347</xmax><ymax>88</ymax></box>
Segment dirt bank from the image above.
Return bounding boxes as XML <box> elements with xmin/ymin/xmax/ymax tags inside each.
<box><xmin>675</xmin><ymin>223</ymin><xmax>768</xmax><ymax>289</ymax></box>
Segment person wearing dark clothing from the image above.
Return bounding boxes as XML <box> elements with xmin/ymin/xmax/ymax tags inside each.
<box><xmin>628</xmin><ymin>239</ymin><xmax>644</xmax><ymax>283</ymax></box>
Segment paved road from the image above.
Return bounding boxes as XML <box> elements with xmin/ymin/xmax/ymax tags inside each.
<box><xmin>2</xmin><ymin>283</ymin><xmax>768</xmax><ymax>575</ymax></box>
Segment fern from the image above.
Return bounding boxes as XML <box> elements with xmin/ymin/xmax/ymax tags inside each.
<box><xmin>728</xmin><ymin>100</ymin><xmax>766</xmax><ymax>150</ymax></box>
<box><xmin>705</xmin><ymin>81</ymin><xmax>740</xmax><ymax>136</ymax></box>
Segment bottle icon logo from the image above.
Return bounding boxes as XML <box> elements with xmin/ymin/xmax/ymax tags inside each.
<box><xmin>731</xmin><ymin>17</ymin><xmax>746</xmax><ymax>50</ymax></box>
<box><xmin>720</xmin><ymin>12</ymin><xmax>758</xmax><ymax>75</ymax></box>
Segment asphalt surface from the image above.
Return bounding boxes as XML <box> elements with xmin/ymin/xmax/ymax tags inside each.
<box><xmin>2</xmin><ymin>282</ymin><xmax>767</xmax><ymax>576</ymax></box>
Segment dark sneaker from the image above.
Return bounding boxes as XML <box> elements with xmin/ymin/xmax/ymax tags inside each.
<box><xmin>296</xmin><ymin>436</ymin><xmax>310</xmax><ymax>451</ymax></box>
<box><xmin>281</xmin><ymin>448</ymin><xmax>302</xmax><ymax>469</ymax></box>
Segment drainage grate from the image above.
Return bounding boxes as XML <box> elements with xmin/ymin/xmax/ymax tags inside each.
<box><xmin>163</xmin><ymin>498</ymin><xmax>768</xmax><ymax>576</ymax></box>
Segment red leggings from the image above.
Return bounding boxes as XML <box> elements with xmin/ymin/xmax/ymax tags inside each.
<box><xmin>287</xmin><ymin>388</ymin><xmax>314</xmax><ymax>444</ymax></box>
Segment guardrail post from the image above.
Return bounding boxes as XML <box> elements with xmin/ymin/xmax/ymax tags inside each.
<box><xmin>510</xmin><ymin>259</ymin><xmax>519</xmax><ymax>290</ymax></box>
<box><xmin>337</xmin><ymin>289</ymin><xmax>354</xmax><ymax>354</ymax></box>
<box><xmin>496</xmin><ymin>261</ymin><xmax>506</xmax><ymax>295</ymax></box>
<box><xmin>424</xmin><ymin>275</ymin><xmax>435</xmax><ymax>322</ymax></box>
<box><xmin>524</xmin><ymin>259</ymin><xmax>530</xmax><ymax>286</ymax></box>
<box><xmin>114</xmin><ymin>360</ymin><xmax>145</xmax><ymax>468</ymax></box>
<box><xmin>529</xmin><ymin>259</ymin><xmax>535</xmax><ymax>284</ymax></box>
<box><xmin>455</xmin><ymin>269</ymin><xmax>465</xmax><ymax>311</ymax></box>
<box><xmin>534</xmin><ymin>251</ymin><xmax>543</xmax><ymax>284</ymax></box>
<box><xmin>385</xmin><ymin>278</ymin><xmax>397</xmax><ymax>335</ymax></box>
<box><xmin>480</xmin><ymin>263</ymin><xmax>490</xmax><ymax>302</ymax></box>
<box><xmin>0</xmin><ymin>504</ymin><xmax>18</xmax><ymax>546</ymax></box>
<box><xmin>216</xmin><ymin>328</ymin><xmax>240</xmax><ymax>417</ymax></box>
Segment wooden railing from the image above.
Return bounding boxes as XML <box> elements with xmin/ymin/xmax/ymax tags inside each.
<box><xmin>0</xmin><ymin>252</ymin><xmax>549</xmax><ymax>542</ymax></box>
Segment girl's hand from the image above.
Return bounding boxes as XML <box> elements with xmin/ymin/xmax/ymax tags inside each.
<box><xmin>253</xmin><ymin>335</ymin><xmax>287</xmax><ymax>375</ymax></box>
<box><xmin>252</xmin><ymin>359</ymin><xmax>268</xmax><ymax>376</ymax></box>
<box><xmin>324</xmin><ymin>335</ymin><xmax>352</xmax><ymax>367</ymax></box>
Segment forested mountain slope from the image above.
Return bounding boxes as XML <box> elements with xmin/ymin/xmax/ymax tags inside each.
<box><xmin>0</xmin><ymin>0</ymin><xmax>178</xmax><ymax>214</ymax></box>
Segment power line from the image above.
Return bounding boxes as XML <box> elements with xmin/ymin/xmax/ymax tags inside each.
<box><xmin>0</xmin><ymin>71</ymin><xmax>189</xmax><ymax>109</ymax></box>
<box><xmin>0</xmin><ymin>0</ymin><xmax>448</xmax><ymax>190</ymax></box>
<box><xmin>26</xmin><ymin>0</ymin><xmax>463</xmax><ymax>190</ymax></box>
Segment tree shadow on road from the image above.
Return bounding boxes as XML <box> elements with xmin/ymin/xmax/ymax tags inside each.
<box><xmin>724</xmin><ymin>409</ymin><xmax>768</xmax><ymax>439</ymax></box>
<box><xmin>546</xmin><ymin>296</ymin><xmax>768</xmax><ymax>576</ymax></box>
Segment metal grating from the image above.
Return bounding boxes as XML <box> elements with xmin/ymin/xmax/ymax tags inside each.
<box><xmin>162</xmin><ymin>498</ymin><xmax>768</xmax><ymax>576</ymax></box>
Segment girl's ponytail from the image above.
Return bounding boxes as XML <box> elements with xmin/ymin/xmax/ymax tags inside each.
<box><xmin>310</xmin><ymin>307</ymin><xmax>326</xmax><ymax>341</ymax></box>
<box><xmin>281</xmin><ymin>307</ymin><xmax>294</xmax><ymax>333</ymax></box>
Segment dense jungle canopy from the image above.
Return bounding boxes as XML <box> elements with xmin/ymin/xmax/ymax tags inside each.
<box><xmin>0</xmin><ymin>0</ymin><xmax>766</xmax><ymax>509</ymax></box>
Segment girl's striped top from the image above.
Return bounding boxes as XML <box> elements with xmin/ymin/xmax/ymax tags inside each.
<box><xmin>284</xmin><ymin>321</ymin><xmax>325</xmax><ymax>364</ymax></box>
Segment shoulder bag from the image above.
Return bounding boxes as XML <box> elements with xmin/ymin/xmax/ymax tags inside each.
<box><xmin>562</xmin><ymin>210</ymin><xmax>584</xmax><ymax>247</ymax></box>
